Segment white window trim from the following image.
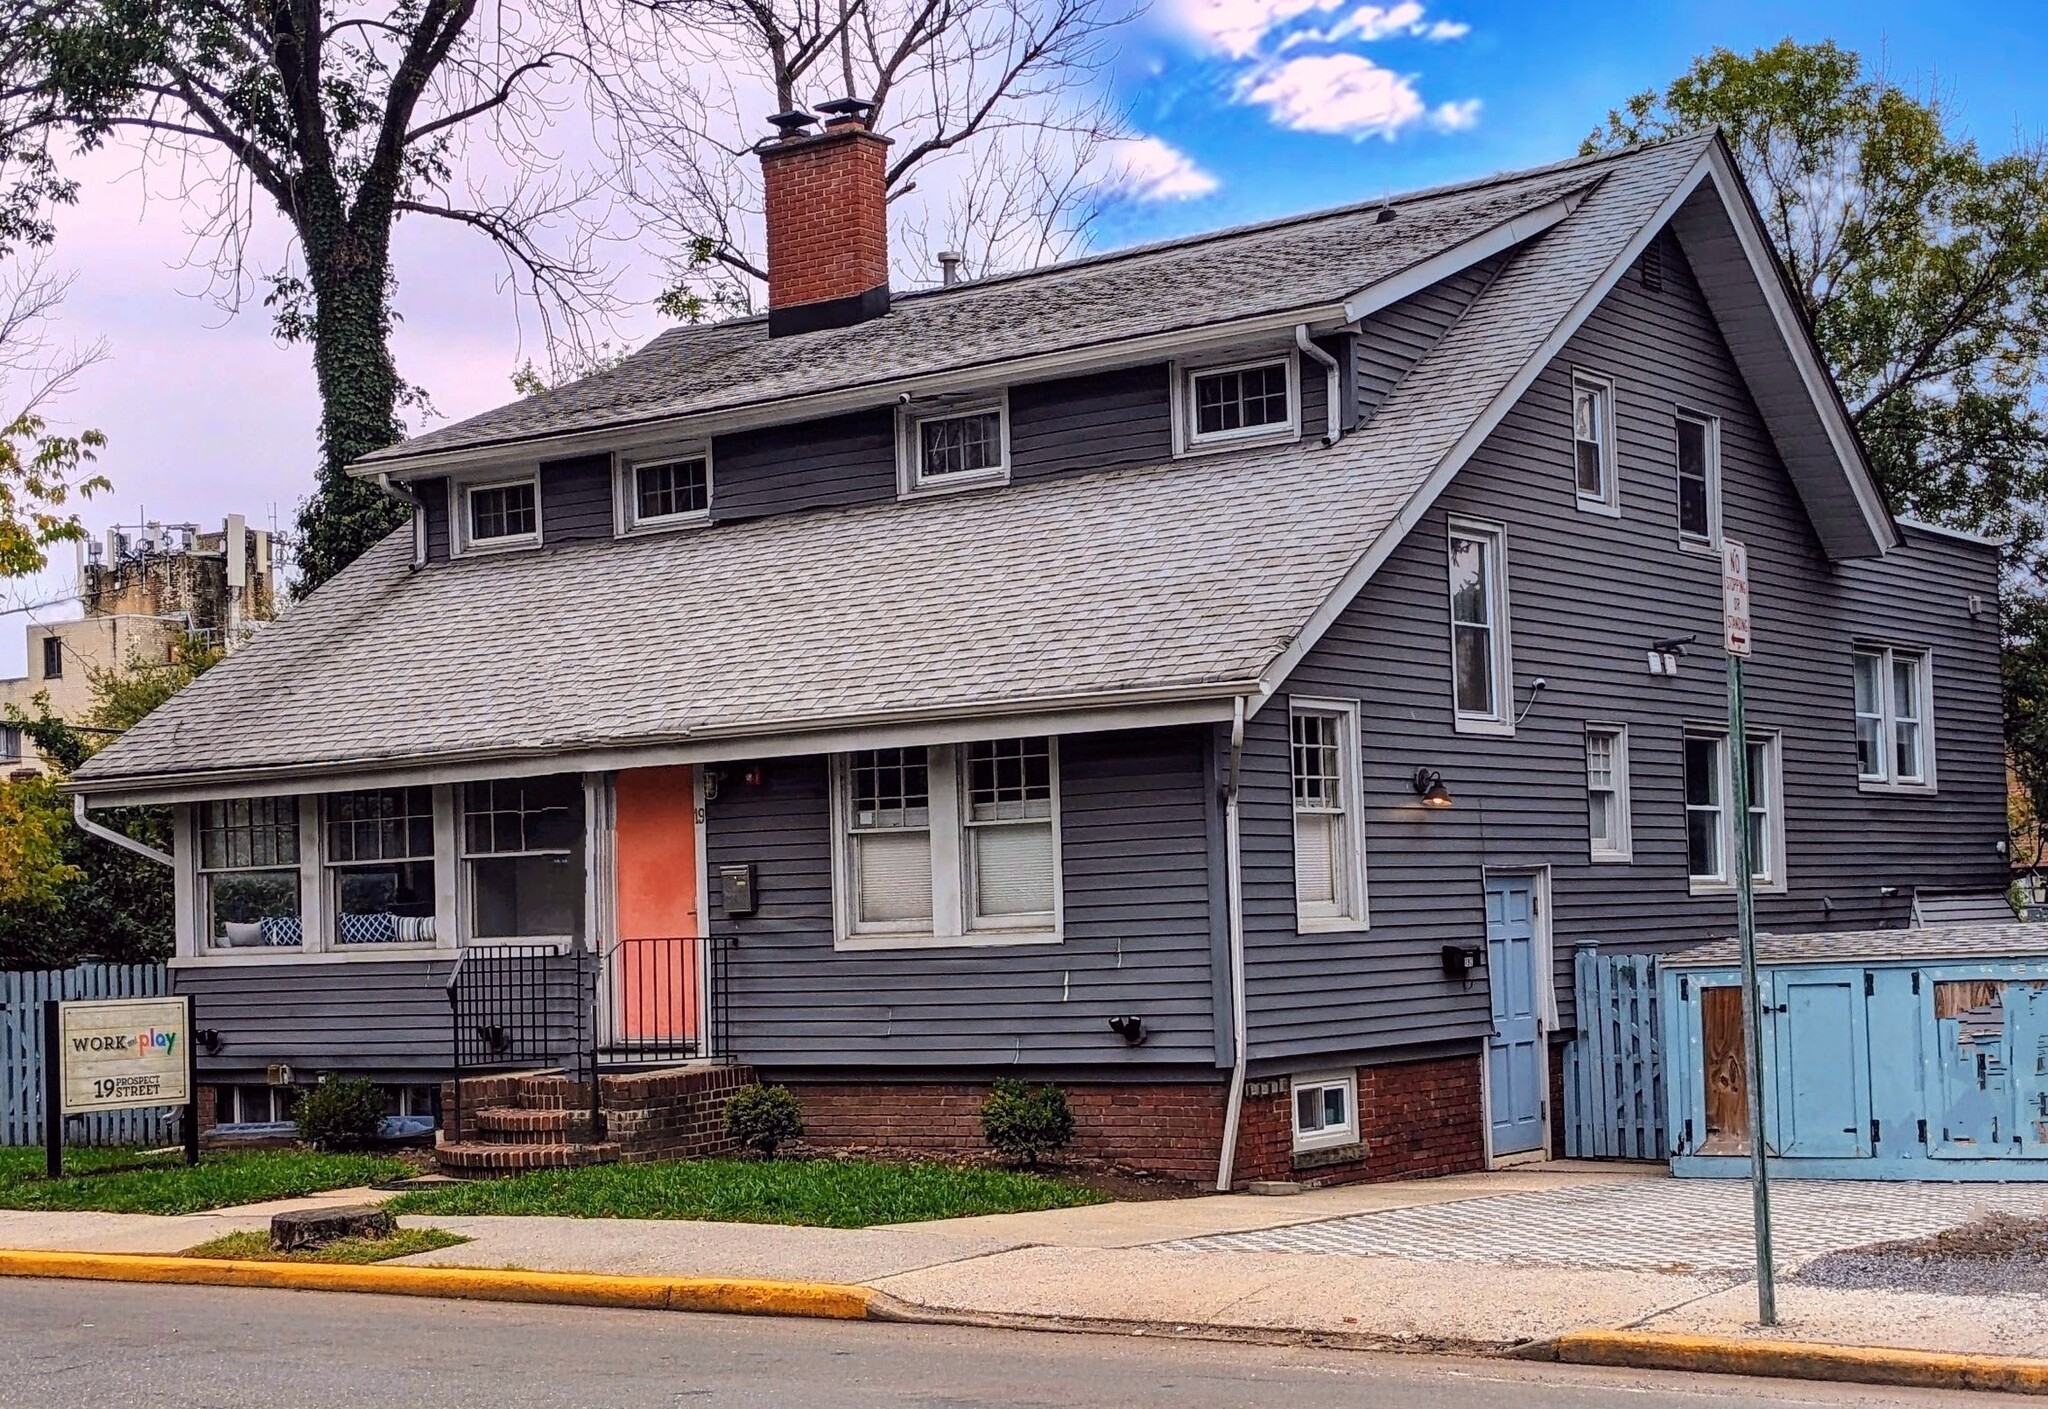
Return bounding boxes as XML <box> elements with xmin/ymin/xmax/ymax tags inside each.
<box><xmin>452</xmin><ymin>471</ymin><xmax>543</xmax><ymax>556</ymax></box>
<box><xmin>615</xmin><ymin>443</ymin><xmax>713</xmax><ymax>536</ymax></box>
<box><xmin>1288</xmin><ymin>696</ymin><xmax>1370</xmax><ymax>933</ymax></box>
<box><xmin>1853</xmin><ymin>644</ymin><xmax>1938</xmax><ymax>793</ymax></box>
<box><xmin>1172</xmin><ymin>352</ymin><xmax>1301</xmax><ymax>457</ymax></box>
<box><xmin>1570</xmin><ymin>370</ymin><xmax>1619</xmax><ymax>516</ymax></box>
<box><xmin>1290</xmin><ymin>1070</ymin><xmax>1359</xmax><ymax>1153</ymax></box>
<box><xmin>1447</xmin><ymin>516</ymin><xmax>1515</xmax><ymax>737</ymax></box>
<box><xmin>896</xmin><ymin>392</ymin><xmax>1011</xmax><ymax>498</ymax></box>
<box><xmin>1674</xmin><ymin>411</ymin><xmax>1723</xmax><ymax>552</ymax></box>
<box><xmin>1585</xmin><ymin>722</ymin><xmax>1633</xmax><ymax>863</ymax></box>
<box><xmin>1686</xmin><ymin>728</ymin><xmax>1788</xmax><ymax>897</ymax></box>
<box><xmin>830</xmin><ymin>742</ymin><xmax>1064</xmax><ymax>951</ymax></box>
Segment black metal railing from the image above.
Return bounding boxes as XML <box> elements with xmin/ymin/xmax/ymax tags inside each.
<box><xmin>595</xmin><ymin>935</ymin><xmax>728</xmax><ymax>1069</ymax></box>
<box><xmin>445</xmin><ymin>944</ymin><xmax>593</xmax><ymax>1138</ymax></box>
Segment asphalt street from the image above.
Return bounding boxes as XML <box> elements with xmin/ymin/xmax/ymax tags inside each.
<box><xmin>0</xmin><ymin>1278</ymin><xmax>2015</xmax><ymax>1409</ymax></box>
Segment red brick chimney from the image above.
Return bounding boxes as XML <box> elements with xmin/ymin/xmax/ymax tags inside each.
<box><xmin>759</xmin><ymin>102</ymin><xmax>892</xmax><ymax>337</ymax></box>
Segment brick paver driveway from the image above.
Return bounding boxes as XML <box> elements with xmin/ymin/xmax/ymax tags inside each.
<box><xmin>1156</xmin><ymin>1178</ymin><xmax>2048</xmax><ymax>1273</ymax></box>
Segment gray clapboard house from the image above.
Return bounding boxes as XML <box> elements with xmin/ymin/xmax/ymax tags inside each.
<box><xmin>71</xmin><ymin>118</ymin><xmax>2007</xmax><ymax>1184</ymax></box>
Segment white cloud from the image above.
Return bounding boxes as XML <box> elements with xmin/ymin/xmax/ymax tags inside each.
<box><xmin>1329</xmin><ymin>3</ymin><xmax>1426</xmax><ymax>42</ymax></box>
<box><xmin>1240</xmin><ymin>54</ymin><xmax>1428</xmax><ymax>138</ymax></box>
<box><xmin>1421</xmin><ymin>19</ymin><xmax>1469</xmax><ymax>39</ymax></box>
<box><xmin>1105</xmin><ymin>136</ymin><xmax>1221</xmax><ymax>201</ymax></box>
<box><xmin>1173</xmin><ymin>0</ymin><xmax>1344</xmax><ymax>60</ymax></box>
<box><xmin>1431</xmin><ymin>97</ymin><xmax>1482</xmax><ymax>131</ymax></box>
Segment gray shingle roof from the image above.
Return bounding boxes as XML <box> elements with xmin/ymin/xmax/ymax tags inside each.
<box><xmin>361</xmin><ymin>158</ymin><xmax>1618</xmax><ymax>468</ymax></box>
<box><xmin>76</xmin><ymin>135</ymin><xmax>1715</xmax><ymax>792</ymax></box>
<box><xmin>1663</xmin><ymin>924</ymin><xmax>2048</xmax><ymax>969</ymax></box>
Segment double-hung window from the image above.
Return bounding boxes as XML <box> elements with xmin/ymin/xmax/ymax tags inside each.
<box><xmin>462</xmin><ymin>776</ymin><xmax>585</xmax><ymax>941</ymax></box>
<box><xmin>1684</xmin><ymin>730</ymin><xmax>1784</xmax><ymax>892</ymax></box>
<box><xmin>1291</xmin><ymin>1072</ymin><xmax>1358</xmax><ymax>1153</ymax></box>
<box><xmin>1585</xmin><ymin>724</ymin><xmax>1632</xmax><ymax>862</ymax></box>
<box><xmin>835</xmin><ymin>739</ymin><xmax>1061</xmax><ymax>946</ymax></box>
<box><xmin>620</xmin><ymin>449</ymin><xmax>711</xmax><ymax>531</ymax></box>
<box><xmin>1675</xmin><ymin>414</ymin><xmax>1721</xmax><ymax>547</ymax></box>
<box><xmin>326</xmin><ymin>787</ymin><xmax>437</xmax><ymax>945</ymax></box>
<box><xmin>1178</xmin><ymin>356</ymin><xmax>1297</xmax><ymax>452</ymax></box>
<box><xmin>1290</xmin><ymin>699</ymin><xmax>1368</xmax><ymax>930</ymax></box>
<box><xmin>1853</xmin><ymin>645</ymin><xmax>1934</xmax><ymax>788</ymax></box>
<box><xmin>1447</xmin><ymin>519</ymin><xmax>1513</xmax><ymax>733</ymax></box>
<box><xmin>459</xmin><ymin>475</ymin><xmax>540</xmax><ymax>552</ymax></box>
<box><xmin>1572</xmin><ymin>373</ymin><xmax>1617</xmax><ymax>512</ymax></box>
<box><xmin>898</xmin><ymin>396</ymin><xmax>1009</xmax><ymax>495</ymax></box>
<box><xmin>0</xmin><ymin>723</ymin><xmax>19</xmax><ymax>763</ymax></box>
<box><xmin>199</xmin><ymin>798</ymin><xmax>303</xmax><ymax>948</ymax></box>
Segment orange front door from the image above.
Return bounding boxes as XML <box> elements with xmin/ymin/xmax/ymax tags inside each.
<box><xmin>612</xmin><ymin>766</ymin><xmax>702</xmax><ymax>1047</ymax></box>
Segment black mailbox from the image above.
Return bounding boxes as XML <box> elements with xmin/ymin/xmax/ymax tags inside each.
<box><xmin>1441</xmin><ymin>944</ymin><xmax>1483</xmax><ymax>980</ymax></box>
<box><xmin>719</xmin><ymin>863</ymin><xmax>758</xmax><ymax>917</ymax></box>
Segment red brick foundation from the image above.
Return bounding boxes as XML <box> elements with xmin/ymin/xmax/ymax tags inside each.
<box><xmin>784</xmin><ymin>1051</ymin><xmax>1486</xmax><ymax>1187</ymax></box>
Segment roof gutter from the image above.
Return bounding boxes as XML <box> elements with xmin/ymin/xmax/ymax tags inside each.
<box><xmin>73</xmin><ymin>796</ymin><xmax>172</xmax><ymax>867</ymax></box>
<box><xmin>1295</xmin><ymin>325</ymin><xmax>1342</xmax><ymax>446</ymax></box>
<box><xmin>1214</xmin><ymin>695</ymin><xmax>1250</xmax><ymax>1192</ymax></box>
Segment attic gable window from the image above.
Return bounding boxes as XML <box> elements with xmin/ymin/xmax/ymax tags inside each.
<box><xmin>1178</xmin><ymin>355</ymin><xmax>1297</xmax><ymax>453</ymax></box>
<box><xmin>619</xmin><ymin>447</ymin><xmax>712</xmax><ymax>533</ymax></box>
<box><xmin>1572</xmin><ymin>372</ymin><xmax>1617</xmax><ymax>514</ymax></box>
<box><xmin>458</xmin><ymin>475</ymin><xmax>540</xmax><ymax>553</ymax></box>
<box><xmin>897</xmin><ymin>394</ymin><xmax>1010</xmax><ymax>496</ymax></box>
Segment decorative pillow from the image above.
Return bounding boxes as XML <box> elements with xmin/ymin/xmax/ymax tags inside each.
<box><xmin>220</xmin><ymin>921</ymin><xmax>266</xmax><ymax>948</ymax></box>
<box><xmin>260</xmin><ymin>915</ymin><xmax>304</xmax><ymax>947</ymax></box>
<box><xmin>337</xmin><ymin>911</ymin><xmax>398</xmax><ymax>945</ymax></box>
<box><xmin>392</xmin><ymin>915</ymin><xmax>437</xmax><ymax>944</ymax></box>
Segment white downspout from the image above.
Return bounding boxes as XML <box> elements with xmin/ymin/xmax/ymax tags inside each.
<box><xmin>74</xmin><ymin>795</ymin><xmax>173</xmax><ymax>867</ymax></box>
<box><xmin>1215</xmin><ymin>695</ymin><xmax>1250</xmax><ymax>1191</ymax></box>
<box><xmin>375</xmin><ymin>472</ymin><xmax>428</xmax><ymax>569</ymax></box>
<box><xmin>1295</xmin><ymin>324</ymin><xmax>1343</xmax><ymax>446</ymax></box>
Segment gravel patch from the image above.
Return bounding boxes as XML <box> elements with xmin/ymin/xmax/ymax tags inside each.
<box><xmin>1795</xmin><ymin>1213</ymin><xmax>2048</xmax><ymax>1295</ymax></box>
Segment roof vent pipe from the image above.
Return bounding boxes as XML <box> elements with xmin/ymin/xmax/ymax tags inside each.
<box><xmin>1296</xmin><ymin>324</ymin><xmax>1343</xmax><ymax>446</ymax></box>
<box><xmin>937</xmin><ymin>251</ymin><xmax>965</xmax><ymax>287</ymax></box>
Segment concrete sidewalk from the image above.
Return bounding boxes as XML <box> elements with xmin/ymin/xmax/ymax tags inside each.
<box><xmin>8</xmin><ymin>1163</ymin><xmax>2047</xmax><ymax>1360</ymax></box>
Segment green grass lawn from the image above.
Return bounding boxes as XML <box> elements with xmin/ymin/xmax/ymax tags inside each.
<box><xmin>0</xmin><ymin>1147</ymin><xmax>413</xmax><ymax>1215</ymax></box>
<box><xmin>181</xmin><ymin>1227</ymin><xmax>468</xmax><ymax>1264</ymax></box>
<box><xmin>388</xmin><ymin>1159</ymin><xmax>1108</xmax><ymax>1228</ymax></box>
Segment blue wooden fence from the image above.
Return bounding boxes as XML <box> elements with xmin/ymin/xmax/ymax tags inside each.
<box><xmin>1563</xmin><ymin>946</ymin><xmax>1665</xmax><ymax>1160</ymax></box>
<box><xmin>1</xmin><ymin>965</ymin><xmax>177</xmax><ymax>1147</ymax></box>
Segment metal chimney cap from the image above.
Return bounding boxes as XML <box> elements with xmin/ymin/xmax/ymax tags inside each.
<box><xmin>766</xmin><ymin>109</ymin><xmax>817</xmax><ymax>138</ymax></box>
<box><xmin>815</xmin><ymin>97</ymin><xmax>876</xmax><ymax>128</ymax></box>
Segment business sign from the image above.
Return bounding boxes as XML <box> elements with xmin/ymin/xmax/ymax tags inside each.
<box><xmin>57</xmin><ymin>997</ymin><xmax>190</xmax><ymax>1115</ymax></box>
<box><xmin>1721</xmin><ymin>538</ymin><xmax>1753</xmax><ymax>658</ymax></box>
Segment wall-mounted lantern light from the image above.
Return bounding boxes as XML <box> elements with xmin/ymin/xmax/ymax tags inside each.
<box><xmin>1411</xmin><ymin>767</ymin><xmax>1454</xmax><ymax>809</ymax></box>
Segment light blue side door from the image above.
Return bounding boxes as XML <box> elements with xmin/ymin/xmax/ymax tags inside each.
<box><xmin>1768</xmin><ymin>967</ymin><xmax>1873</xmax><ymax>1159</ymax></box>
<box><xmin>1484</xmin><ymin>876</ymin><xmax>1545</xmax><ymax>1157</ymax></box>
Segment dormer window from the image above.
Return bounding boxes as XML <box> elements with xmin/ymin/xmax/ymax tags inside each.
<box><xmin>618</xmin><ymin>446</ymin><xmax>712</xmax><ymax>533</ymax></box>
<box><xmin>898</xmin><ymin>394</ymin><xmax>1009</xmax><ymax>496</ymax></box>
<box><xmin>458</xmin><ymin>474</ymin><xmax>540</xmax><ymax>553</ymax></box>
<box><xmin>1175</xmin><ymin>354</ymin><xmax>1298</xmax><ymax>454</ymax></box>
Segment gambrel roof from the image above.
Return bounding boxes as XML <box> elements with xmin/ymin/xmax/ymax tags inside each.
<box><xmin>75</xmin><ymin>132</ymin><xmax>1899</xmax><ymax>799</ymax></box>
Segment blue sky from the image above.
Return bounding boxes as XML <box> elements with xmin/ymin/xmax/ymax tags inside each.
<box><xmin>2</xmin><ymin>2</ymin><xmax>2043</xmax><ymax>675</ymax></box>
<box><xmin>1099</xmin><ymin>0</ymin><xmax>2048</xmax><ymax>246</ymax></box>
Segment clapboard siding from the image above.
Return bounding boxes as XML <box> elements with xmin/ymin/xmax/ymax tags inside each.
<box><xmin>540</xmin><ymin>453</ymin><xmax>616</xmax><ymax>544</ymax></box>
<box><xmin>416</xmin><ymin>476</ymin><xmax>451</xmax><ymax>560</ymax></box>
<box><xmin>174</xmin><ymin>961</ymin><xmax>456</xmax><ymax>1083</ymax></box>
<box><xmin>1355</xmin><ymin>254</ymin><xmax>1504</xmax><ymax>421</ymax></box>
<box><xmin>713</xmin><ymin>407</ymin><xmax>898</xmax><ymax>520</ymax></box>
<box><xmin>708</xmin><ymin>727</ymin><xmax>1218</xmax><ymax>1068</ymax></box>
<box><xmin>1011</xmin><ymin>364</ymin><xmax>1172</xmax><ymax>479</ymax></box>
<box><xmin>1243</xmin><ymin>232</ymin><xmax>2008</xmax><ymax>1065</ymax></box>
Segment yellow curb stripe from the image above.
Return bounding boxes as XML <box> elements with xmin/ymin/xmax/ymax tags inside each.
<box><xmin>0</xmin><ymin>1249</ymin><xmax>875</xmax><ymax>1321</ymax></box>
<box><xmin>1549</xmin><ymin>1330</ymin><xmax>2048</xmax><ymax>1396</ymax></box>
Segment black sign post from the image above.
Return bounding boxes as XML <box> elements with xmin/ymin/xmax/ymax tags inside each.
<box><xmin>182</xmin><ymin>995</ymin><xmax>200</xmax><ymax>1167</ymax></box>
<box><xmin>42</xmin><ymin>1000</ymin><xmax>61</xmax><ymax>1179</ymax></box>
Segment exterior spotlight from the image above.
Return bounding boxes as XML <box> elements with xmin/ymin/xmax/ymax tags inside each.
<box><xmin>1411</xmin><ymin>768</ymin><xmax>1453</xmax><ymax>808</ymax></box>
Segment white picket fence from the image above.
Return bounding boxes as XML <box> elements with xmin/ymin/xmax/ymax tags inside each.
<box><xmin>1562</xmin><ymin>946</ymin><xmax>1665</xmax><ymax>1160</ymax></box>
<box><xmin>0</xmin><ymin>964</ymin><xmax>177</xmax><ymax>1147</ymax></box>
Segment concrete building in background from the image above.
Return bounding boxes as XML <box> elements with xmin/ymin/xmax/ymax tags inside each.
<box><xmin>1</xmin><ymin>515</ymin><xmax>277</xmax><ymax>776</ymax></box>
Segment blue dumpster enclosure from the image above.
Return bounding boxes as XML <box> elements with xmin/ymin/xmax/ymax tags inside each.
<box><xmin>1661</xmin><ymin>925</ymin><xmax>2048</xmax><ymax>1180</ymax></box>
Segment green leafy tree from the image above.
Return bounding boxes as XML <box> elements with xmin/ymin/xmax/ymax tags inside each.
<box><xmin>31</xmin><ymin>0</ymin><xmax>618</xmax><ymax>593</ymax></box>
<box><xmin>0</xmin><ymin>635</ymin><xmax>221</xmax><ymax>967</ymax></box>
<box><xmin>1586</xmin><ymin>39</ymin><xmax>2048</xmax><ymax>561</ymax></box>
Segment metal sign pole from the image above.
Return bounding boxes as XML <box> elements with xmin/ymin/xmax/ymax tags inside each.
<box><xmin>42</xmin><ymin>1000</ymin><xmax>60</xmax><ymax>1180</ymax></box>
<box><xmin>182</xmin><ymin>995</ymin><xmax>201</xmax><ymax>1167</ymax></box>
<box><xmin>1722</xmin><ymin>538</ymin><xmax>1776</xmax><ymax>1327</ymax></box>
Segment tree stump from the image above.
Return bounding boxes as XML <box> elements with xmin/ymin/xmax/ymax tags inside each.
<box><xmin>269</xmin><ymin>1205</ymin><xmax>395</xmax><ymax>1252</ymax></box>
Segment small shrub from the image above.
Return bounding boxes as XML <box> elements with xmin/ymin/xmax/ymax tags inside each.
<box><xmin>980</xmin><ymin>1080</ymin><xmax>1075</xmax><ymax>1167</ymax></box>
<box><xmin>726</xmin><ymin>1084</ymin><xmax>805</xmax><ymax>1158</ymax></box>
<box><xmin>294</xmin><ymin>1078</ymin><xmax>385</xmax><ymax>1152</ymax></box>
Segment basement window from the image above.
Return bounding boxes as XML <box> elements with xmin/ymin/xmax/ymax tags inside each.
<box><xmin>897</xmin><ymin>395</ymin><xmax>1010</xmax><ymax>496</ymax></box>
<box><xmin>1291</xmin><ymin>1071</ymin><xmax>1358</xmax><ymax>1153</ymax></box>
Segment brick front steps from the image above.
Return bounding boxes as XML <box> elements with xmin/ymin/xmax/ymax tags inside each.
<box><xmin>436</xmin><ymin>1064</ymin><xmax>756</xmax><ymax>1177</ymax></box>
